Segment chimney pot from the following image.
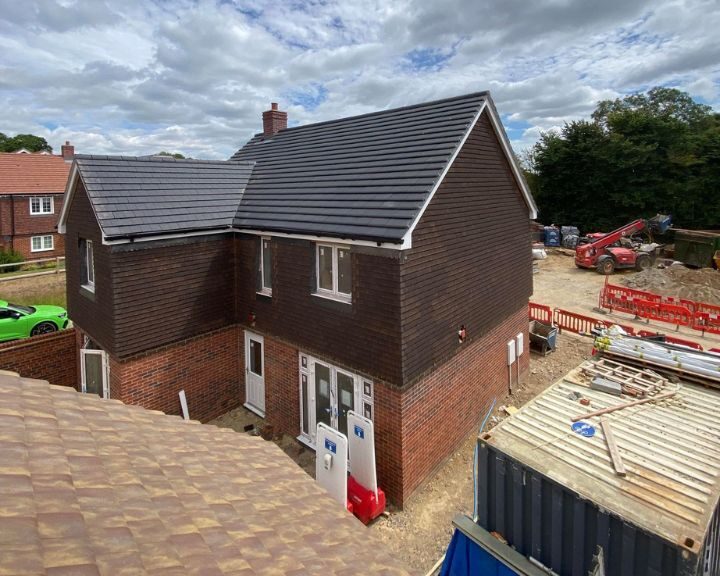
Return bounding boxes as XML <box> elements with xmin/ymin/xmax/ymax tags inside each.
<box><xmin>262</xmin><ymin>103</ymin><xmax>287</xmax><ymax>138</ymax></box>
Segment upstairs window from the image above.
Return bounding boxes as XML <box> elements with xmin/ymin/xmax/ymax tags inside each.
<box><xmin>316</xmin><ymin>244</ymin><xmax>351</xmax><ymax>302</ymax></box>
<box><xmin>258</xmin><ymin>237</ymin><xmax>272</xmax><ymax>295</ymax></box>
<box><xmin>80</xmin><ymin>239</ymin><xmax>95</xmax><ymax>292</ymax></box>
<box><xmin>30</xmin><ymin>197</ymin><xmax>53</xmax><ymax>215</ymax></box>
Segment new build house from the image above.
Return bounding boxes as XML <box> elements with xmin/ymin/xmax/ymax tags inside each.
<box><xmin>0</xmin><ymin>143</ymin><xmax>74</xmax><ymax>259</ymax></box>
<box><xmin>59</xmin><ymin>92</ymin><xmax>537</xmax><ymax>504</ymax></box>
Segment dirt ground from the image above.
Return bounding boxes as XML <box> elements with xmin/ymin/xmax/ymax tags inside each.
<box><xmin>532</xmin><ymin>249</ymin><xmax>720</xmax><ymax>348</ymax></box>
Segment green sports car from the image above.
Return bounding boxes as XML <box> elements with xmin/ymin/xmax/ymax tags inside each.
<box><xmin>0</xmin><ymin>300</ymin><xmax>69</xmax><ymax>341</ymax></box>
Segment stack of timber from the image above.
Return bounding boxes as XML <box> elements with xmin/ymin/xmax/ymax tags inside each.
<box><xmin>577</xmin><ymin>358</ymin><xmax>668</xmax><ymax>397</ymax></box>
<box><xmin>594</xmin><ymin>332</ymin><xmax>720</xmax><ymax>388</ymax></box>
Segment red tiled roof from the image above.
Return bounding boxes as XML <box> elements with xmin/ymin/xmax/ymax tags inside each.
<box><xmin>0</xmin><ymin>153</ymin><xmax>71</xmax><ymax>194</ymax></box>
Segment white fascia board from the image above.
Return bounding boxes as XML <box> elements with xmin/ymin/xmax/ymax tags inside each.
<box><xmin>104</xmin><ymin>228</ymin><xmax>404</xmax><ymax>249</ymax></box>
<box><xmin>483</xmin><ymin>102</ymin><xmax>538</xmax><ymax>220</ymax></box>
<box><xmin>399</xmin><ymin>100</ymin><xmax>488</xmax><ymax>250</ymax></box>
<box><xmin>57</xmin><ymin>163</ymin><xmax>79</xmax><ymax>234</ymax></box>
<box><xmin>237</xmin><ymin>229</ymin><xmax>402</xmax><ymax>249</ymax></box>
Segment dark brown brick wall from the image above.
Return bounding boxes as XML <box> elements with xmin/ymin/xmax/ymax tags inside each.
<box><xmin>0</xmin><ymin>328</ymin><xmax>77</xmax><ymax>388</ymax></box>
<box><xmin>65</xmin><ymin>182</ymin><xmax>115</xmax><ymax>353</ymax></box>
<box><xmin>111</xmin><ymin>325</ymin><xmax>242</xmax><ymax>422</ymax></box>
<box><xmin>235</xmin><ymin>235</ymin><xmax>403</xmax><ymax>385</ymax></box>
<box><xmin>111</xmin><ymin>236</ymin><xmax>235</xmax><ymax>357</ymax></box>
<box><xmin>400</xmin><ymin>110</ymin><xmax>533</xmax><ymax>384</ymax></box>
<box><xmin>0</xmin><ymin>194</ymin><xmax>65</xmax><ymax>257</ymax></box>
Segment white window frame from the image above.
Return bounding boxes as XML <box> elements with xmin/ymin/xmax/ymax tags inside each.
<box><xmin>314</xmin><ymin>243</ymin><xmax>351</xmax><ymax>303</ymax></box>
<box><xmin>30</xmin><ymin>196</ymin><xmax>54</xmax><ymax>215</ymax></box>
<box><xmin>257</xmin><ymin>236</ymin><xmax>272</xmax><ymax>296</ymax></box>
<box><xmin>82</xmin><ymin>239</ymin><xmax>95</xmax><ymax>292</ymax></box>
<box><xmin>80</xmin><ymin>345</ymin><xmax>109</xmax><ymax>399</ymax></box>
<box><xmin>30</xmin><ymin>235</ymin><xmax>53</xmax><ymax>252</ymax></box>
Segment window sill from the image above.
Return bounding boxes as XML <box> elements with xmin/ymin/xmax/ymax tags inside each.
<box><xmin>297</xmin><ymin>434</ymin><xmax>316</xmax><ymax>450</ymax></box>
<box><xmin>30</xmin><ymin>213</ymin><xmax>54</xmax><ymax>216</ymax></box>
<box><xmin>312</xmin><ymin>291</ymin><xmax>351</xmax><ymax>305</ymax></box>
<box><xmin>256</xmin><ymin>289</ymin><xmax>272</xmax><ymax>298</ymax></box>
<box><xmin>30</xmin><ymin>248</ymin><xmax>53</xmax><ymax>253</ymax></box>
<box><xmin>80</xmin><ymin>284</ymin><xmax>96</xmax><ymax>300</ymax></box>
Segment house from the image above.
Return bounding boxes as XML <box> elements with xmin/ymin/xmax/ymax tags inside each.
<box><xmin>0</xmin><ymin>372</ymin><xmax>413</xmax><ymax>575</ymax></box>
<box><xmin>58</xmin><ymin>92</ymin><xmax>538</xmax><ymax>505</ymax></box>
<box><xmin>0</xmin><ymin>142</ymin><xmax>74</xmax><ymax>259</ymax></box>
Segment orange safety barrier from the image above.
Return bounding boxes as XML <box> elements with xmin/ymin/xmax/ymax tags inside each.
<box><xmin>554</xmin><ymin>308</ymin><xmax>607</xmax><ymax>335</ymax></box>
<box><xmin>529</xmin><ymin>302</ymin><xmax>553</xmax><ymax>324</ymax></box>
<box><xmin>633</xmin><ymin>299</ymin><xmax>694</xmax><ymax>327</ymax></box>
<box><xmin>636</xmin><ymin>330</ymin><xmax>703</xmax><ymax>350</ymax></box>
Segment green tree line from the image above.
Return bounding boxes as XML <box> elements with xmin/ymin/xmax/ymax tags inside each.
<box><xmin>0</xmin><ymin>133</ymin><xmax>52</xmax><ymax>153</ymax></box>
<box><xmin>526</xmin><ymin>87</ymin><xmax>720</xmax><ymax>232</ymax></box>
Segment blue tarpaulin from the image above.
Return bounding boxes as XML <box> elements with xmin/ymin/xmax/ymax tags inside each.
<box><xmin>440</xmin><ymin>528</ymin><xmax>518</xmax><ymax>576</ymax></box>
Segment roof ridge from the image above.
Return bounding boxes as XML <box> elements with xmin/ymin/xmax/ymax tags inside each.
<box><xmin>268</xmin><ymin>90</ymin><xmax>489</xmax><ymax>136</ymax></box>
<box><xmin>74</xmin><ymin>154</ymin><xmax>252</xmax><ymax>166</ymax></box>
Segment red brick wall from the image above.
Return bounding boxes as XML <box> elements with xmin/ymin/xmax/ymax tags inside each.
<box><xmin>259</xmin><ymin>330</ymin><xmax>300</xmax><ymax>436</ymax></box>
<box><xmin>394</xmin><ymin>304</ymin><xmax>529</xmax><ymax>505</ymax></box>
<box><xmin>373</xmin><ymin>380</ymin><xmax>404</xmax><ymax>504</ymax></box>
<box><xmin>111</xmin><ymin>325</ymin><xmax>243</xmax><ymax>422</ymax></box>
<box><xmin>0</xmin><ymin>328</ymin><xmax>77</xmax><ymax>388</ymax></box>
<box><xmin>12</xmin><ymin>233</ymin><xmax>65</xmax><ymax>260</ymax></box>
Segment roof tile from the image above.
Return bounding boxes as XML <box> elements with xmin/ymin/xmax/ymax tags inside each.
<box><xmin>0</xmin><ymin>153</ymin><xmax>71</xmax><ymax>194</ymax></box>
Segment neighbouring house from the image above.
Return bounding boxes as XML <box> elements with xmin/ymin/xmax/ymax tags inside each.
<box><xmin>58</xmin><ymin>92</ymin><xmax>538</xmax><ymax>505</ymax></box>
<box><xmin>0</xmin><ymin>373</ymin><xmax>413</xmax><ymax>575</ymax></box>
<box><xmin>0</xmin><ymin>142</ymin><xmax>74</xmax><ymax>259</ymax></box>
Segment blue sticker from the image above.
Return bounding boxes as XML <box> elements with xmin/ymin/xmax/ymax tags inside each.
<box><xmin>572</xmin><ymin>422</ymin><xmax>596</xmax><ymax>438</ymax></box>
<box><xmin>324</xmin><ymin>438</ymin><xmax>337</xmax><ymax>453</ymax></box>
<box><xmin>354</xmin><ymin>425</ymin><xmax>364</xmax><ymax>439</ymax></box>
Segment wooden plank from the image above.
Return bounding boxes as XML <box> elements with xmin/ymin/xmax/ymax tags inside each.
<box><xmin>571</xmin><ymin>391</ymin><xmax>677</xmax><ymax>422</ymax></box>
<box><xmin>601</xmin><ymin>419</ymin><xmax>626</xmax><ymax>476</ymax></box>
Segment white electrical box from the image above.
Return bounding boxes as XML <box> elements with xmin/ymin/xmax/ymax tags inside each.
<box><xmin>315</xmin><ymin>423</ymin><xmax>348</xmax><ymax>508</ymax></box>
<box><xmin>516</xmin><ymin>332</ymin><xmax>524</xmax><ymax>357</ymax></box>
<box><xmin>347</xmin><ymin>410</ymin><xmax>378</xmax><ymax>498</ymax></box>
<box><xmin>507</xmin><ymin>340</ymin><xmax>516</xmax><ymax>366</ymax></box>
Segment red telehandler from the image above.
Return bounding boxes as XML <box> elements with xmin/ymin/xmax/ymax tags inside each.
<box><xmin>574</xmin><ymin>215</ymin><xmax>671</xmax><ymax>275</ymax></box>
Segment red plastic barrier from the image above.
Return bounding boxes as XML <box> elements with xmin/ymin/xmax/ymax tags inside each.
<box><xmin>633</xmin><ymin>299</ymin><xmax>694</xmax><ymax>327</ymax></box>
<box><xmin>555</xmin><ymin>308</ymin><xmax>607</xmax><ymax>335</ymax></box>
<box><xmin>637</xmin><ymin>330</ymin><xmax>703</xmax><ymax>350</ymax></box>
<box><xmin>693</xmin><ymin>312</ymin><xmax>720</xmax><ymax>335</ymax></box>
<box><xmin>529</xmin><ymin>302</ymin><xmax>553</xmax><ymax>324</ymax></box>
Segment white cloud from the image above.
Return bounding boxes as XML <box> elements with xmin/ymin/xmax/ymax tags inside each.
<box><xmin>0</xmin><ymin>0</ymin><xmax>717</xmax><ymax>158</ymax></box>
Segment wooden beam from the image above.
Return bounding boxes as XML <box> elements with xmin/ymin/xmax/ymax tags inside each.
<box><xmin>572</xmin><ymin>391</ymin><xmax>676</xmax><ymax>422</ymax></box>
<box><xmin>601</xmin><ymin>420</ymin><xmax>626</xmax><ymax>476</ymax></box>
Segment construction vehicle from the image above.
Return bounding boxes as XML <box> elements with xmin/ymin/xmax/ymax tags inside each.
<box><xmin>575</xmin><ymin>215</ymin><xmax>671</xmax><ymax>275</ymax></box>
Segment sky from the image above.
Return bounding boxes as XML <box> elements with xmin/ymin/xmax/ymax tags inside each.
<box><xmin>0</xmin><ymin>0</ymin><xmax>718</xmax><ymax>159</ymax></box>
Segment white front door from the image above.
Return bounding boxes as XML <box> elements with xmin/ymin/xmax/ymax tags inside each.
<box><xmin>244</xmin><ymin>331</ymin><xmax>265</xmax><ymax>417</ymax></box>
<box><xmin>81</xmin><ymin>348</ymin><xmax>109</xmax><ymax>399</ymax></box>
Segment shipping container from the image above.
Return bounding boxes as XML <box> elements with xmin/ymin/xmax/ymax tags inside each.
<box><xmin>476</xmin><ymin>376</ymin><xmax>720</xmax><ymax>576</ymax></box>
<box><xmin>674</xmin><ymin>229</ymin><xmax>720</xmax><ymax>268</ymax></box>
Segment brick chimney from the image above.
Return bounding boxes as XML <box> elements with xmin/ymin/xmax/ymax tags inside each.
<box><xmin>61</xmin><ymin>141</ymin><xmax>74</xmax><ymax>161</ymax></box>
<box><xmin>262</xmin><ymin>103</ymin><xmax>287</xmax><ymax>138</ymax></box>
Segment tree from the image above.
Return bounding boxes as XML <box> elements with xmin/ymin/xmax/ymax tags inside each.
<box><xmin>0</xmin><ymin>133</ymin><xmax>52</xmax><ymax>153</ymax></box>
<box><xmin>530</xmin><ymin>87</ymin><xmax>720</xmax><ymax>232</ymax></box>
<box><xmin>155</xmin><ymin>151</ymin><xmax>186</xmax><ymax>159</ymax></box>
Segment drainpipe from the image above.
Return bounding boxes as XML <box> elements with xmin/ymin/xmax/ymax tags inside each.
<box><xmin>10</xmin><ymin>196</ymin><xmax>15</xmax><ymax>251</ymax></box>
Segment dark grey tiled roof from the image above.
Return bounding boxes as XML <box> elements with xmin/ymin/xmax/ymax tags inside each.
<box><xmin>230</xmin><ymin>91</ymin><xmax>489</xmax><ymax>242</ymax></box>
<box><xmin>74</xmin><ymin>155</ymin><xmax>254</xmax><ymax>240</ymax></box>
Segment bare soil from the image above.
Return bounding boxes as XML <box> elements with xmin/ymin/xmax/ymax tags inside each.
<box><xmin>622</xmin><ymin>266</ymin><xmax>720</xmax><ymax>305</ymax></box>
